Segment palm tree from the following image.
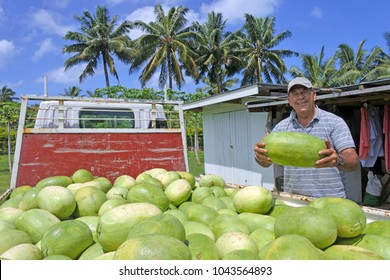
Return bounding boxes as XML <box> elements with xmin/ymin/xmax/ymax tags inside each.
<box><xmin>194</xmin><ymin>12</ymin><xmax>242</xmax><ymax>94</ymax></box>
<box><xmin>198</xmin><ymin>72</ymin><xmax>239</xmax><ymax>95</ymax></box>
<box><xmin>335</xmin><ymin>40</ymin><xmax>385</xmax><ymax>85</ymax></box>
<box><xmin>63</xmin><ymin>5</ymin><xmax>132</xmax><ymax>87</ymax></box>
<box><xmin>63</xmin><ymin>86</ymin><xmax>83</xmax><ymax>97</ymax></box>
<box><xmin>239</xmin><ymin>15</ymin><xmax>298</xmax><ymax>85</ymax></box>
<box><xmin>129</xmin><ymin>4</ymin><xmax>199</xmax><ymax>90</ymax></box>
<box><xmin>289</xmin><ymin>46</ymin><xmax>337</xmax><ymax>88</ymax></box>
<box><xmin>0</xmin><ymin>102</ymin><xmax>19</xmax><ymax>172</ymax></box>
<box><xmin>385</xmin><ymin>32</ymin><xmax>390</xmax><ymax>51</ymax></box>
<box><xmin>0</xmin><ymin>86</ymin><xmax>17</xmax><ymax>102</ymax></box>
<box><xmin>363</xmin><ymin>54</ymin><xmax>390</xmax><ymax>81</ymax></box>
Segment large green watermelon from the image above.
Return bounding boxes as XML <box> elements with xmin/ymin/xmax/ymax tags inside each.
<box><xmin>113</xmin><ymin>234</ymin><xmax>192</xmax><ymax>260</ymax></box>
<box><xmin>40</xmin><ymin>220</ymin><xmax>94</xmax><ymax>259</ymax></box>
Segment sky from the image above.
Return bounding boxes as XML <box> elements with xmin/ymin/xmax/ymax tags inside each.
<box><xmin>1</xmin><ymin>0</ymin><xmax>390</xmax><ymax>98</ymax></box>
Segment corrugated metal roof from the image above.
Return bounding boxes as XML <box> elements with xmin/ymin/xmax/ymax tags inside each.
<box><xmin>183</xmin><ymin>78</ymin><xmax>390</xmax><ymax>112</ymax></box>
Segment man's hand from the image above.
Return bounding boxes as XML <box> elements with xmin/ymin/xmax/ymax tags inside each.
<box><xmin>254</xmin><ymin>134</ymin><xmax>273</xmax><ymax>167</ymax></box>
<box><xmin>316</xmin><ymin>139</ymin><xmax>339</xmax><ymax>168</ymax></box>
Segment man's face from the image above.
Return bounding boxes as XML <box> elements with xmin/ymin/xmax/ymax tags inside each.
<box><xmin>288</xmin><ymin>85</ymin><xmax>317</xmax><ymax>115</ymax></box>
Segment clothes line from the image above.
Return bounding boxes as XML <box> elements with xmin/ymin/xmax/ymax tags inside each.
<box><xmin>359</xmin><ymin>104</ymin><xmax>388</xmax><ymax>172</ymax></box>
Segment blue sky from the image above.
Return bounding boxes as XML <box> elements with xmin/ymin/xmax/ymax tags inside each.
<box><xmin>1</xmin><ymin>0</ymin><xmax>390</xmax><ymax>98</ymax></box>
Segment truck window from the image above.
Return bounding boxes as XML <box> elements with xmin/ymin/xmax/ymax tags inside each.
<box><xmin>79</xmin><ymin>109</ymin><xmax>135</xmax><ymax>128</ymax></box>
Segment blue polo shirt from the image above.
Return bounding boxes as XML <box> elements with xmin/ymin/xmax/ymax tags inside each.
<box><xmin>271</xmin><ymin>107</ymin><xmax>356</xmax><ymax>198</ymax></box>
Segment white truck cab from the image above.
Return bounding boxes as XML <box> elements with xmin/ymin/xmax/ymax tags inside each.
<box><xmin>34</xmin><ymin>100</ymin><xmax>168</xmax><ymax>129</ymax></box>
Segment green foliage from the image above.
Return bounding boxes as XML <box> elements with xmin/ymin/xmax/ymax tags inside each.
<box><xmin>1</xmin><ymin>86</ymin><xmax>18</xmax><ymax>102</ymax></box>
<box><xmin>63</xmin><ymin>5</ymin><xmax>132</xmax><ymax>87</ymax></box>
<box><xmin>129</xmin><ymin>4</ymin><xmax>199</xmax><ymax>90</ymax></box>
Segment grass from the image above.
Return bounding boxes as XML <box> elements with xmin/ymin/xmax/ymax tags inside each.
<box><xmin>187</xmin><ymin>150</ymin><xmax>205</xmax><ymax>177</ymax></box>
<box><xmin>0</xmin><ymin>154</ymin><xmax>11</xmax><ymax>196</ymax></box>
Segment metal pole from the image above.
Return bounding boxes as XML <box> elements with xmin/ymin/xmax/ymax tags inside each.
<box><xmin>44</xmin><ymin>76</ymin><xmax>48</xmax><ymax>96</ymax></box>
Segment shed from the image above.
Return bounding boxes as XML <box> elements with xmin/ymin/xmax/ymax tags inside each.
<box><xmin>183</xmin><ymin>79</ymin><xmax>390</xmax><ymax>203</ymax></box>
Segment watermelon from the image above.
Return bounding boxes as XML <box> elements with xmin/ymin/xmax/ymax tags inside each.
<box><xmin>113</xmin><ymin>234</ymin><xmax>192</xmax><ymax>260</ymax></box>
<box><xmin>0</xmin><ymin>243</ymin><xmax>43</xmax><ymax>260</ymax></box>
<box><xmin>199</xmin><ymin>174</ymin><xmax>226</xmax><ymax>188</ymax></box>
<box><xmin>186</xmin><ymin>233</ymin><xmax>220</xmax><ymax>260</ymax></box>
<box><xmin>37</xmin><ymin>186</ymin><xmax>76</xmax><ymax>220</ymax></box>
<box><xmin>324</xmin><ymin>244</ymin><xmax>385</xmax><ymax>260</ymax></box>
<box><xmin>71</xmin><ymin>169</ymin><xmax>94</xmax><ymax>183</ymax></box>
<box><xmin>215</xmin><ymin>231</ymin><xmax>258</xmax><ymax>259</ymax></box>
<box><xmin>40</xmin><ymin>220</ymin><xmax>94</xmax><ymax>259</ymax></box>
<box><xmin>0</xmin><ymin>229</ymin><xmax>32</xmax><ymax>255</ymax></box>
<box><xmin>274</xmin><ymin>206</ymin><xmax>338</xmax><ymax>249</ymax></box>
<box><xmin>233</xmin><ymin>185</ymin><xmax>273</xmax><ymax>214</ymax></box>
<box><xmin>263</xmin><ymin>131</ymin><xmax>327</xmax><ymax>167</ymax></box>
<box><xmin>127</xmin><ymin>182</ymin><xmax>169</xmax><ymax>211</ymax></box>
<box><xmin>127</xmin><ymin>213</ymin><xmax>186</xmax><ymax>242</ymax></box>
<box><xmin>261</xmin><ymin>234</ymin><xmax>328</xmax><ymax>260</ymax></box>
<box><xmin>97</xmin><ymin>202</ymin><xmax>162</xmax><ymax>252</ymax></box>
<box><xmin>164</xmin><ymin>179</ymin><xmax>192</xmax><ymax>207</ymax></box>
<box><xmin>35</xmin><ymin>175</ymin><xmax>73</xmax><ymax>189</ymax></box>
<box><xmin>15</xmin><ymin>208</ymin><xmax>60</xmax><ymax>244</ymax></box>
<box><xmin>308</xmin><ymin>197</ymin><xmax>366</xmax><ymax>238</ymax></box>
<box><xmin>210</xmin><ymin>214</ymin><xmax>250</xmax><ymax>239</ymax></box>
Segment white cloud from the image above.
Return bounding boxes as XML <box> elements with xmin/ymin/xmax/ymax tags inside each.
<box><xmin>0</xmin><ymin>39</ymin><xmax>16</xmax><ymax>68</ymax></box>
<box><xmin>311</xmin><ymin>7</ymin><xmax>323</xmax><ymax>19</ymax></box>
<box><xmin>44</xmin><ymin>0</ymin><xmax>71</xmax><ymax>9</ymax></box>
<box><xmin>126</xmin><ymin>6</ymin><xmax>157</xmax><ymax>40</ymax></box>
<box><xmin>200</xmin><ymin>0</ymin><xmax>280</xmax><ymax>24</ymax></box>
<box><xmin>32</xmin><ymin>38</ymin><xmax>57</xmax><ymax>61</ymax></box>
<box><xmin>43</xmin><ymin>64</ymin><xmax>87</xmax><ymax>84</ymax></box>
<box><xmin>31</xmin><ymin>9</ymin><xmax>72</xmax><ymax>36</ymax></box>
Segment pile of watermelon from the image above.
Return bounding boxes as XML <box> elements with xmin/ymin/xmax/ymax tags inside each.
<box><xmin>1</xmin><ymin>168</ymin><xmax>390</xmax><ymax>260</ymax></box>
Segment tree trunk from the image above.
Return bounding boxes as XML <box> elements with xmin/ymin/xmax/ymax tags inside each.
<box><xmin>7</xmin><ymin>121</ymin><xmax>12</xmax><ymax>173</ymax></box>
<box><xmin>102</xmin><ymin>53</ymin><xmax>111</xmax><ymax>96</ymax></box>
<box><xmin>194</xmin><ymin>113</ymin><xmax>201</xmax><ymax>166</ymax></box>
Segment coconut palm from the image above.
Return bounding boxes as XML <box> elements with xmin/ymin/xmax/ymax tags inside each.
<box><xmin>63</xmin><ymin>86</ymin><xmax>83</xmax><ymax>97</ymax></box>
<box><xmin>63</xmin><ymin>5</ymin><xmax>132</xmax><ymax>87</ymax></box>
<box><xmin>129</xmin><ymin>4</ymin><xmax>199</xmax><ymax>90</ymax></box>
<box><xmin>239</xmin><ymin>15</ymin><xmax>298</xmax><ymax>85</ymax></box>
<box><xmin>335</xmin><ymin>40</ymin><xmax>385</xmax><ymax>85</ymax></box>
<box><xmin>0</xmin><ymin>102</ymin><xmax>19</xmax><ymax>171</ymax></box>
<box><xmin>194</xmin><ymin>11</ymin><xmax>242</xmax><ymax>93</ymax></box>
<box><xmin>289</xmin><ymin>46</ymin><xmax>337</xmax><ymax>88</ymax></box>
<box><xmin>0</xmin><ymin>86</ymin><xmax>17</xmax><ymax>102</ymax></box>
<box><xmin>363</xmin><ymin>55</ymin><xmax>390</xmax><ymax>80</ymax></box>
<box><xmin>198</xmin><ymin>72</ymin><xmax>239</xmax><ymax>95</ymax></box>
<box><xmin>385</xmin><ymin>32</ymin><xmax>390</xmax><ymax>50</ymax></box>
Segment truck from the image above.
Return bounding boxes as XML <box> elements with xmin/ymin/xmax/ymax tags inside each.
<box><xmin>2</xmin><ymin>95</ymin><xmax>389</xmax><ymax>223</ymax></box>
<box><xmin>5</xmin><ymin>95</ymin><xmax>188</xmax><ymax>195</ymax></box>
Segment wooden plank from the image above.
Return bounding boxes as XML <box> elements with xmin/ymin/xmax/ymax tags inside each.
<box><xmin>16</xmin><ymin>132</ymin><xmax>186</xmax><ymax>186</ymax></box>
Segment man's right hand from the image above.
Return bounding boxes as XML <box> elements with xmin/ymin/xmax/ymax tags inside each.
<box><xmin>254</xmin><ymin>135</ymin><xmax>272</xmax><ymax>167</ymax></box>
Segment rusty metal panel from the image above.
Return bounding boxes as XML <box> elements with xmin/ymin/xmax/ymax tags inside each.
<box><xmin>16</xmin><ymin>132</ymin><xmax>186</xmax><ymax>186</ymax></box>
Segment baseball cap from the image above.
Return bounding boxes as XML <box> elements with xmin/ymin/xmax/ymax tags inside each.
<box><xmin>287</xmin><ymin>77</ymin><xmax>313</xmax><ymax>93</ymax></box>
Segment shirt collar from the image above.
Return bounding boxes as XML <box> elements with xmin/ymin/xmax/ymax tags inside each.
<box><xmin>290</xmin><ymin>106</ymin><xmax>320</xmax><ymax>127</ymax></box>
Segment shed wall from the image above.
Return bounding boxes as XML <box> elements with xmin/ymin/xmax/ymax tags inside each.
<box><xmin>202</xmin><ymin>105</ymin><xmax>274</xmax><ymax>189</ymax></box>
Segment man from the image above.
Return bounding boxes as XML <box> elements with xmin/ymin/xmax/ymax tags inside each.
<box><xmin>254</xmin><ymin>77</ymin><xmax>360</xmax><ymax>198</ymax></box>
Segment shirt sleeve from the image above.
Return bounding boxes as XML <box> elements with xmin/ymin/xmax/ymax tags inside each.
<box><xmin>331</xmin><ymin>114</ymin><xmax>357</xmax><ymax>153</ymax></box>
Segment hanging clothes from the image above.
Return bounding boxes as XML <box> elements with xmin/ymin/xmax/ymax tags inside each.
<box><xmin>359</xmin><ymin>106</ymin><xmax>370</xmax><ymax>161</ymax></box>
<box><xmin>360</xmin><ymin>107</ymin><xmax>384</xmax><ymax>167</ymax></box>
<box><xmin>384</xmin><ymin>104</ymin><xmax>390</xmax><ymax>172</ymax></box>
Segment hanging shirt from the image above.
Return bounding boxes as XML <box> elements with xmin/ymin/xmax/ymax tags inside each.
<box><xmin>359</xmin><ymin>106</ymin><xmax>370</xmax><ymax>160</ymax></box>
<box><xmin>360</xmin><ymin>108</ymin><xmax>384</xmax><ymax>167</ymax></box>
<box><xmin>272</xmin><ymin>107</ymin><xmax>356</xmax><ymax>198</ymax></box>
